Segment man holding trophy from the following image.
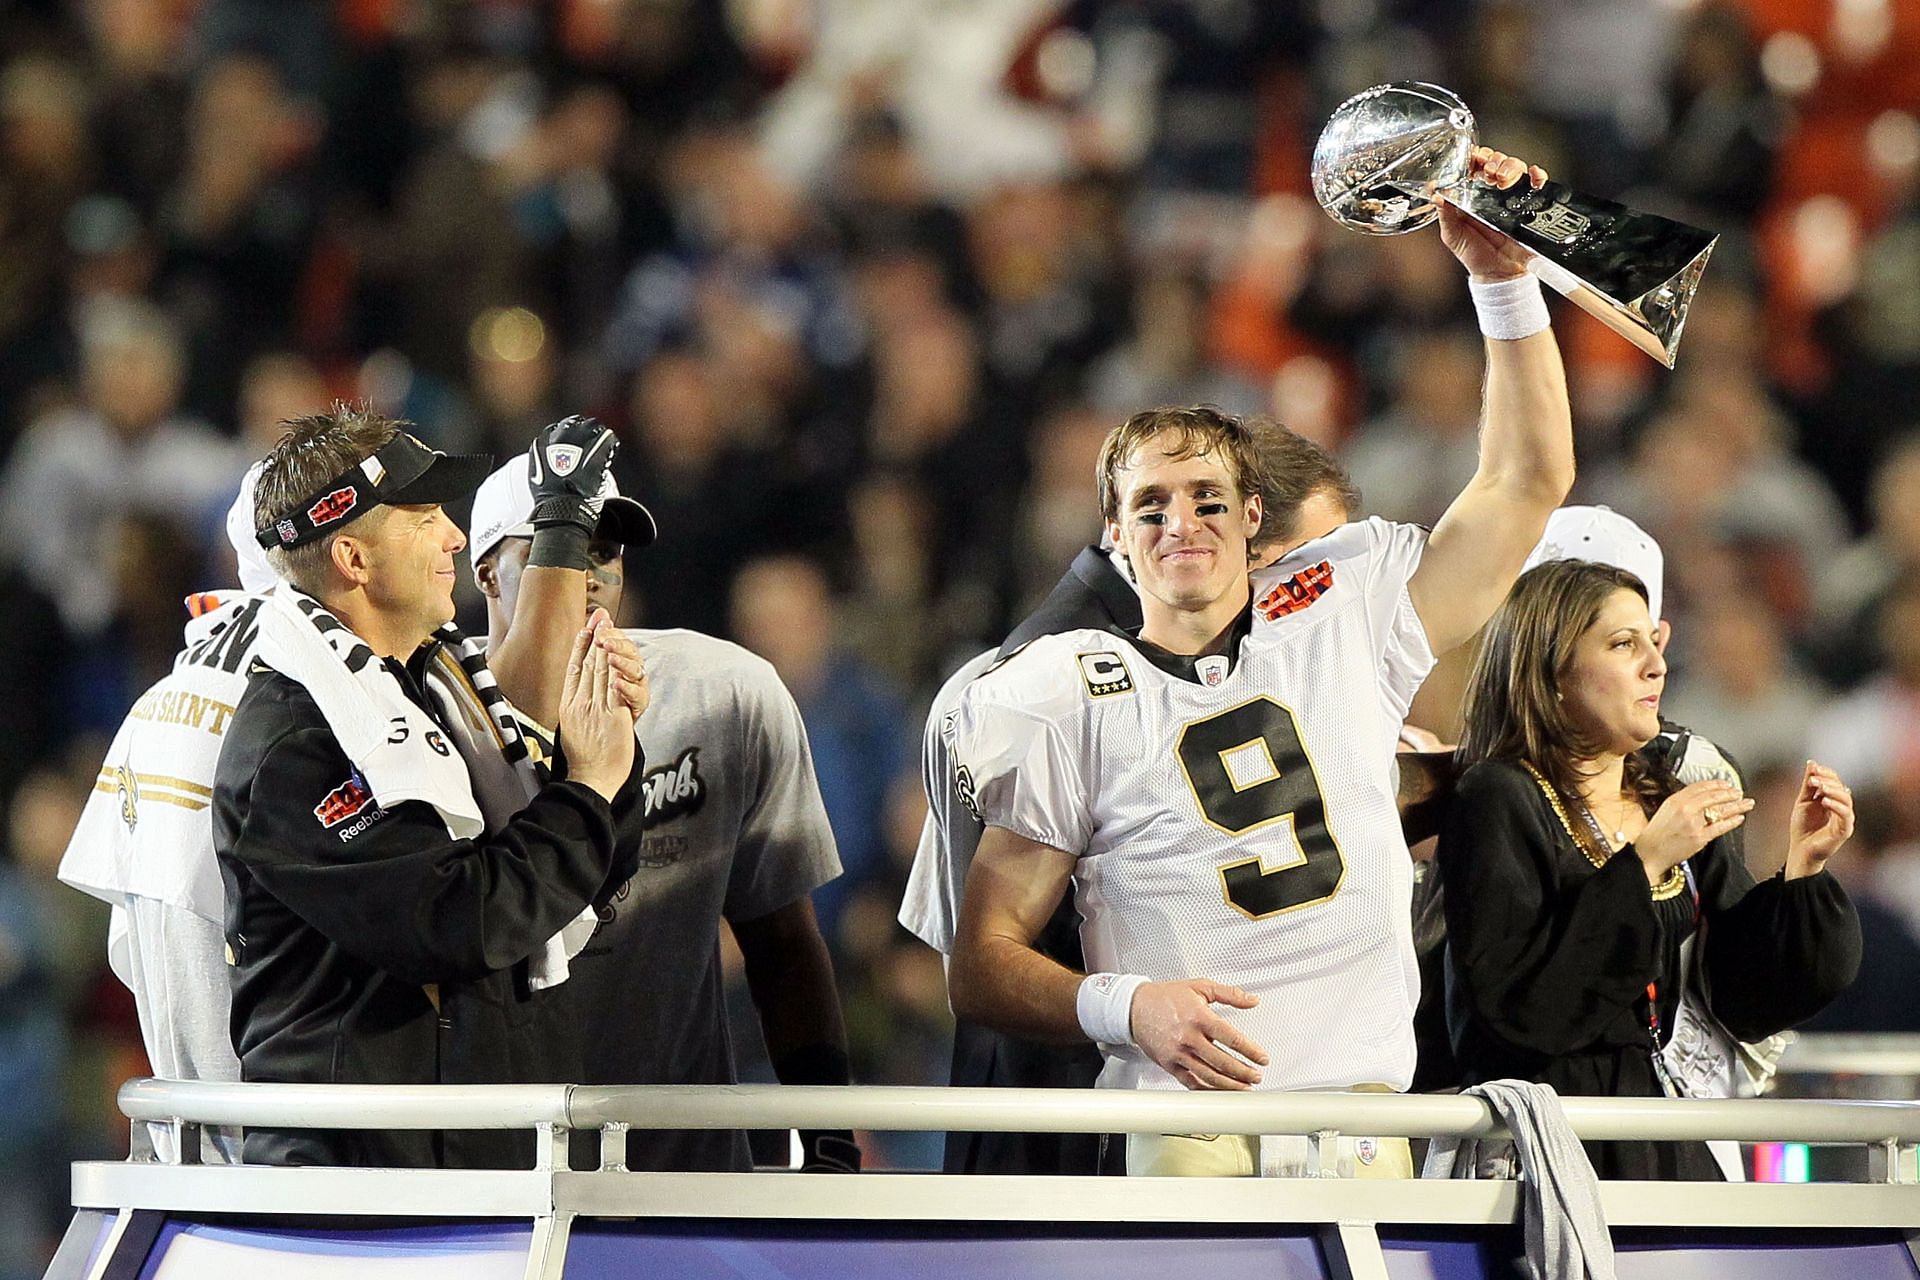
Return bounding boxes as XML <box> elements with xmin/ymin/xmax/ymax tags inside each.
<box><xmin>946</xmin><ymin>91</ymin><xmax>1598</xmax><ymax>1178</ymax></box>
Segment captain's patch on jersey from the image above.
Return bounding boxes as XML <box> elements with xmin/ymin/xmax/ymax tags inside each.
<box><xmin>1077</xmin><ymin>650</ymin><xmax>1134</xmax><ymax>698</ymax></box>
<box><xmin>1256</xmin><ymin>560</ymin><xmax>1334</xmax><ymax>622</ymax></box>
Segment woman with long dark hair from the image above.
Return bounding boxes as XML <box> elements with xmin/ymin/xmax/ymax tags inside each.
<box><xmin>1438</xmin><ymin>559</ymin><xmax>1861</xmax><ymax>1179</ymax></box>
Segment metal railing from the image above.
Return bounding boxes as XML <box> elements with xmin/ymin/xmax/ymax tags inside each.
<box><xmin>116</xmin><ymin>1077</ymin><xmax>1920</xmax><ymax>1180</ymax></box>
<box><xmin>1779</xmin><ymin>1034</ymin><xmax>1920</xmax><ymax>1079</ymax></box>
<box><xmin>65</xmin><ymin>1074</ymin><xmax>1920</xmax><ymax>1280</ymax></box>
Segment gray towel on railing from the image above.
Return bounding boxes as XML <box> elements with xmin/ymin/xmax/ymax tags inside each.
<box><xmin>1423</xmin><ymin>1079</ymin><xmax>1615</xmax><ymax>1280</ymax></box>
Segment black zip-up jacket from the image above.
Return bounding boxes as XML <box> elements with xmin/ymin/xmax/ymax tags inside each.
<box><xmin>213</xmin><ymin>646</ymin><xmax>641</xmax><ymax>1169</ymax></box>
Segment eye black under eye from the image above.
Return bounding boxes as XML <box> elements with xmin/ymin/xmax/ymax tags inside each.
<box><xmin>1137</xmin><ymin>512</ymin><xmax>1167</xmax><ymax>525</ymax></box>
<box><xmin>1196</xmin><ymin>502</ymin><xmax>1229</xmax><ymax>516</ymax></box>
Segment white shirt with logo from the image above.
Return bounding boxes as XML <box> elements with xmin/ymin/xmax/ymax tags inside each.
<box><xmin>950</xmin><ymin>518</ymin><xmax>1434</xmax><ymax>1092</ymax></box>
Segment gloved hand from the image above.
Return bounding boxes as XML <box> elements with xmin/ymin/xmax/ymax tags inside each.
<box><xmin>799</xmin><ymin>1129</ymin><xmax>862</xmax><ymax>1174</ymax></box>
<box><xmin>528</xmin><ymin>415</ymin><xmax>618</xmax><ymax>533</ymax></box>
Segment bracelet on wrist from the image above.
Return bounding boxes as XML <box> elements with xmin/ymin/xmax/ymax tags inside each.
<box><xmin>1076</xmin><ymin>972</ymin><xmax>1147</xmax><ymax>1046</ymax></box>
<box><xmin>1468</xmin><ymin>271</ymin><xmax>1550</xmax><ymax>341</ymax></box>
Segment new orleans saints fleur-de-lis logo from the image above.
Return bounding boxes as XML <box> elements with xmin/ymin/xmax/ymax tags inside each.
<box><xmin>115</xmin><ymin>764</ymin><xmax>139</xmax><ymax>831</ymax></box>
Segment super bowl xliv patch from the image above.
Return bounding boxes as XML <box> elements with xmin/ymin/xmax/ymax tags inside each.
<box><xmin>1256</xmin><ymin>559</ymin><xmax>1334</xmax><ymax>622</ymax></box>
<box><xmin>315</xmin><ymin>771</ymin><xmax>387</xmax><ymax>841</ymax></box>
<box><xmin>306</xmin><ymin>486</ymin><xmax>359</xmax><ymax>528</ymax></box>
<box><xmin>1077</xmin><ymin>651</ymin><xmax>1134</xmax><ymax>698</ymax></box>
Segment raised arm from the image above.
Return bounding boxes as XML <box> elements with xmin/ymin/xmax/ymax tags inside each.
<box><xmin>487</xmin><ymin>417</ymin><xmax>620</xmax><ymax>726</ymax></box>
<box><xmin>1408</xmin><ymin>149</ymin><xmax>1575</xmax><ymax>655</ymax></box>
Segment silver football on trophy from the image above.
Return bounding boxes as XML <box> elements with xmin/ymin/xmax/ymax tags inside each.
<box><xmin>1311</xmin><ymin>82</ymin><xmax>1476</xmax><ymax>236</ymax></box>
<box><xmin>1309</xmin><ymin>80</ymin><xmax>1720</xmax><ymax>367</ymax></box>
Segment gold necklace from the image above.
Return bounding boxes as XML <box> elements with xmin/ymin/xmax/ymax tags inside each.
<box><xmin>1520</xmin><ymin>762</ymin><xmax>1687</xmax><ymax>901</ymax></box>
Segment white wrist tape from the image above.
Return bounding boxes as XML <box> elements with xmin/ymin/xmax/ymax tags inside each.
<box><xmin>1077</xmin><ymin>972</ymin><xmax>1148</xmax><ymax>1046</ymax></box>
<box><xmin>1469</xmin><ymin>271</ymin><xmax>1550</xmax><ymax>341</ymax></box>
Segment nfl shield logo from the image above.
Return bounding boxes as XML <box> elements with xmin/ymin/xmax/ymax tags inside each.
<box><xmin>276</xmin><ymin>518</ymin><xmax>298</xmax><ymax>544</ymax></box>
<box><xmin>548</xmin><ymin>444</ymin><xmax>582</xmax><ymax>477</ymax></box>
<box><xmin>1197</xmin><ymin>655</ymin><xmax>1228</xmax><ymax>687</ymax></box>
<box><xmin>1523</xmin><ymin>202</ymin><xmax>1592</xmax><ymax>245</ymax></box>
<box><xmin>1356</xmin><ymin>1138</ymin><xmax>1378</xmax><ymax>1166</ymax></box>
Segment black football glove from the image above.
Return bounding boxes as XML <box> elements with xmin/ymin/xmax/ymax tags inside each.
<box><xmin>799</xmin><ymin>1129</ymin><xmax>862</xmax><ymax>1174</ymax></box>
<box><xmin>528</xmin><ymin>415</ymin><xmax>618</xmax><ymax>534</ymax></box>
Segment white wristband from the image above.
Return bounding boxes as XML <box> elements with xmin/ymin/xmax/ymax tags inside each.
<box><xmin>1077</xmin><ymin>972</ymin><xmax>1148</xmax><ymax>1046</ymax></box>
<box><xmin>1469</xmin><ymin>272</ymin><xmax>1550</xmax><ymax>341</ymax></box>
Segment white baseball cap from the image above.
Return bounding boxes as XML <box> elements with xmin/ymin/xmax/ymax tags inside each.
<box><xmin>1523</xmin><ymin>505</ymin><xmax>1664</xmax><ymax>621</ymax></box>
<box><xmin>467</xmin><ymin>457</ymin><xmax>657</xmax><ymax>566</ymax></box>
<box><xmin>226</xmin><ymin>461</ymin><xmax>282</xmax><ymax>593</ymax></box>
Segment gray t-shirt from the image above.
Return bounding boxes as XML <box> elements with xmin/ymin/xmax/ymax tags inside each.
<box><xmin>544</xmin><ymin>628</ymin><xmax>841</xmax><ymax>1171</ymax></box>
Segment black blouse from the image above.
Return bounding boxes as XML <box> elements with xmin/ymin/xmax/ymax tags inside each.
<box><xmin>1436</xmin><ymin>758</ymin><xmax>1861</xmax><ymax>1180</ymax></box>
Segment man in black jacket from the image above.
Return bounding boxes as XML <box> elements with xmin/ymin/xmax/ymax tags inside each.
<box><xmin>213</xmin><ymin>407</ymin><xmax>646</xmax><ymax>1168</ymax></box>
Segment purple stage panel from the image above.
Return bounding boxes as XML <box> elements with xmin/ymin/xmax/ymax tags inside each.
<box><xmin>1613</xmin><ymin>1231</ymin><xmax>1920</xmax><ymax>1280</ymax></box>
<box><xmin>134</xmin><ymin>1220</ymin><xmax>533</xmax><ymax>1279</ymax></box>
<box><xmin>1381</xmin><ymin>1229</ymin><xmax>1521</xmax><ymax>1280</ymax></box>
<box><xmin>564</xmin><ymin>1223</ymin><xmax>1327</xmax><ymax>1280</ymax></box>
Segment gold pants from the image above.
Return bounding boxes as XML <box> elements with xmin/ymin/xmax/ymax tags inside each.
<box><xmin>1127</xmin><ymin>1131</ymin><xmax>1414</xmax><ymax>1178</ymax></box>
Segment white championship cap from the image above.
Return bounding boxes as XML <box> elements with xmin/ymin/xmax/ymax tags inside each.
<box><xmin>467</xmin><ymin>457</ymin><xmax>657</xmax><ymax>567</ymax></box>
<box><xmin>226</xmin><ymin>461</ymin><xmax>282</xmax><ymax>593</ymax></box>
<box><xmin>1523</xmin><ymin>505</ymin><xmax>1664</xmax><ymax>621</ymax></box>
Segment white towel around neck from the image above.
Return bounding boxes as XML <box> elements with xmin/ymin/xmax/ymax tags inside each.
<box><xmin>251</xmin><ymin>588</ymin><xmax>595</xmax><ymax>987</ymax></box>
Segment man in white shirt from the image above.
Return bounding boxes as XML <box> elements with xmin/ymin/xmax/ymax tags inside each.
<box><xmin>947</xmin><ymin>146</ymin><xmax>1574</xmax><ymax>1176</ymax></box>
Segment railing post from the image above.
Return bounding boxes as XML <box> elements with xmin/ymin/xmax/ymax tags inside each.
<box><xmin>532</xmin><ymin>1122</ymin><xmax>570</xmax><ymax>1173</ymax></box>
<box><xmin>176</xmin><ymin>1121</ymin><xmax>203</xmax><ymax>1166</ymax></box>
<box><xmin>522</xmin><ymin>1211</ymin><xmax>574</xmax><ymax>1280</ymax></box>
<box><xmin>1311</xmin><ymin>1129</ymin><xmax>1341</xmax><ymax>1178</ymax></box>
<box><xmin>1319</xmin><ymin>1222</ymin><xmax>1391</xmax><ymax>1280</ymax></box>
<box><xmin>599</xmin><ymin>1122</ymin><xmax>629</xmax><ymax>1173</ymax></box>
<box><xmin>1872</xmin><ymin>1140</ymin><xmax>1920</xmax><ymax>1185</ymax></box>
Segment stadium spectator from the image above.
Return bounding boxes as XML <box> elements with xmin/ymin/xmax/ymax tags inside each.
<box><xmin>1440</xmin><ymin>558</ymin><xmax>1861</xmax><ymax>1180</ymax></box>
<box><xmin>730</xmin><ymin>554</ymin><xmax>908</xmax><ymax>947</ymax></box>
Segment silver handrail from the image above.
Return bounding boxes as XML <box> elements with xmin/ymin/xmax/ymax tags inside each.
<box><xmin>119</xmin><ymin>1078</ymin><xmax>572</xmax><ymax>1130</ymax></box>
<box><xmin>1779</xmin><ymin>1034</ymin><xmax>1920</xmax><ymax>1078</ymax></box>
<box><xmin>118</xmin><ymin>1079</ymin><xmax>1920</xmax><ymax>1146</ymax></box>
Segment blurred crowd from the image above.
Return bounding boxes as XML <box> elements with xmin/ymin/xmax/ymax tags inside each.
<box><xmin>0</xmin><ymin>0</ymin><xmax>1917</xmax><ymax>1267</ymax></box>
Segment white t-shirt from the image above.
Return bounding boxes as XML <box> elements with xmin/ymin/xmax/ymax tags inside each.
<box><xmin>951</xmin><ymin>518</ymin><xmax>1435</xmax><ymax>1092</ymax></box>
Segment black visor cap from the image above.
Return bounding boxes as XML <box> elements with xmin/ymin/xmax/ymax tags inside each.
<box><xmin>256</xmin><ymin>434</ymin><xmax>493</xmax><ymax>550</ymax></box>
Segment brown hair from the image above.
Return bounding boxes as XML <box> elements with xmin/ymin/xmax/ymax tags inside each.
<box><xmin>1245</xmin><ymin>418</ymin><xmax>1360</xmax><ymax>554</ymax></box>
<box><xmin>1096</xmin><ymin>405</ymin><xmax>1276</xmax><ymax>525</ymax></box>
<box><xmin>1457</xmin><ymin>559</ymin><xmax>1670</xmax><ymax>814</ymax></box>
<box><xmin>253</xmin><ymin>405</ymin><xmax>402</xmax><ymax>594</ymax></box>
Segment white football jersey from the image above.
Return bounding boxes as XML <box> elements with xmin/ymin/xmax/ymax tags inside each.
<box><xmin>951</xmin><ymin>518</ymin><xmax>1434</xmax><ymax>1092</ymax></box>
